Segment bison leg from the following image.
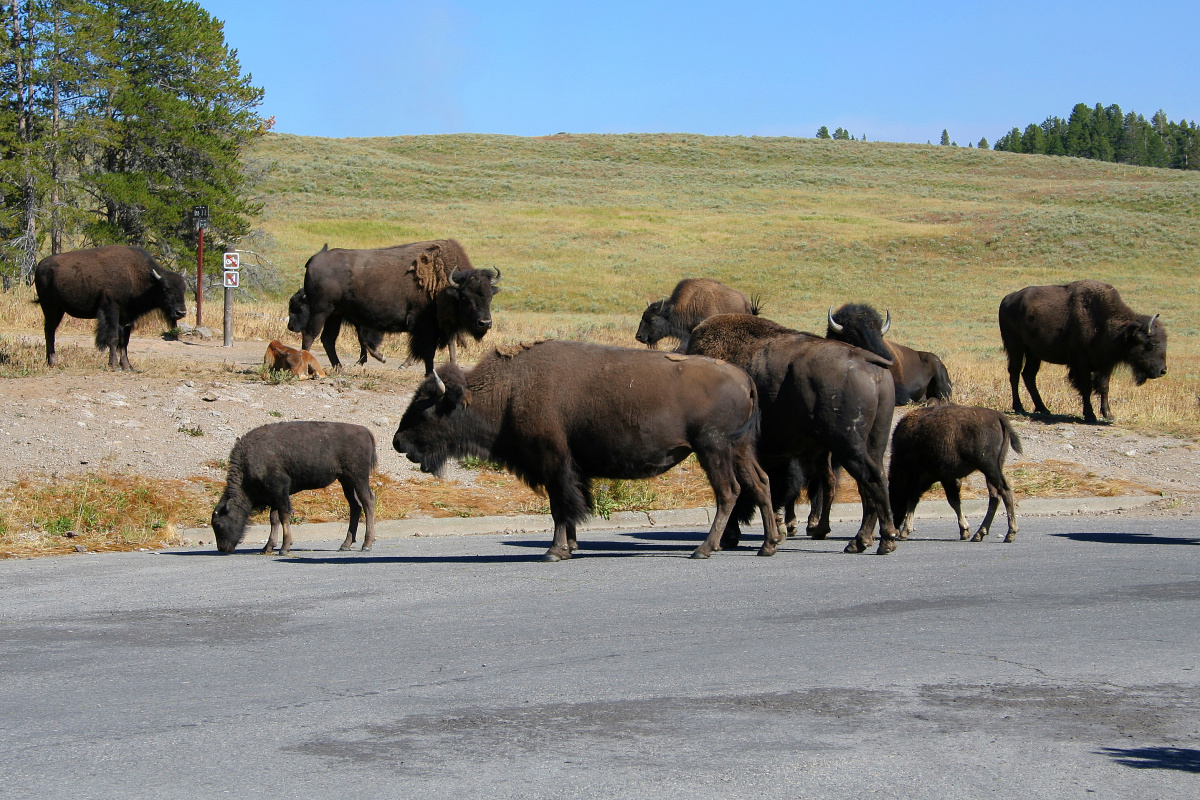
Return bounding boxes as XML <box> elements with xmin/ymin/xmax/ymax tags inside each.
<box><xmin>692</xmin><ymin>438</ymin><xmax>743</xmax><ymax>559</ymax></box>
<box><xmin>41</xmin><ymin>304</ymin><xmax>64</xmax><ymax>367</ymax></box>
<box><xmin>117</xmin><ymin>321</ymin><xmax>135</xmax><ymax>371</ymax></box>
<box><xmin>1006</xmin><ymin>349</ymin><xmax>1026</xmax><ymax>414</ymax></box>
<box><xmin>319</xmin><ymin>313</ymin><xmax>345</xmax><ymax>372</ymax></box>
<box><xmin>1067</xmin><ymin>362</ymin><xmax>1098</xmax><ymax>422</ymax></box>
<box><xmin>944</xmin><ymin>479</ymin><xmax>972</xmax><ymax>540</ymax></box>
<box><xmin>1020</xmin><ymin>358</ymin><xmax>1051</xmax><ymax>415</ymax></box>
<box><xmin>339</xmin><ymin>476</ymin><xmax>376</xmax><ymax>552</ymax></box>
<box><xmin>1094</xmin><ymin>370</ymin><xmax>1114</xmax><ymax>420</ymax></box>
<box><xmin>543</xmin><ymin>467</ymin><xmax>588</xmax><ymax>561</ymax></box>
<box><xmin>839</xmin><ymin>454</ymin><xmax>896</xmax><ymax>555</ymax></box>
<box><xmin>806</xmin><ymin>457</ymin><xmax>837</xmax><ymax>539</ymax></box>
<box><xmin>95</xmin><ymin>303</ymin><xmax>122</xmax><ymax>369</ymax></box>
<box><xmin>971</xmin><ymin>479</ymin><xmax>1001</xmax><ymax>542</ymax></box>
<box><xmin>1000</xmin><ymin>477</ymin><xmax>1019</xmax><ymax>543</ymax></box>
<box><xmin>264</xmin><ymin>508</ymin><xmax>283</xmax><ymax>554</ymax></box>
<box><xmin>733</xmin><ymin>447</ymin><xmax>780</xmax><ymax>557</ymax></box>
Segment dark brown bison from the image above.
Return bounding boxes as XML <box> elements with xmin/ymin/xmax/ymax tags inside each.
<box><xmin>686</xmin><ymin>314</ymin><xmax>899</xmax><ymax>555</ymax></box>
<box><xmin>635</xmin><ymin>278</ymin><xmax>760</xmax><ymax>352</ymax></box>
<box><xmin>212</xmin><ymin>422</ymin><xmax>377</xmax><ymax>555</ymax></box>
<box><xmin>889</xmin><ymin>405</ymin><xmax>1022</xmax><ymax>543</ymax></box>
<box><xmin>826</xmin><ymin>303</ymin><xmax>952</xmax><ymax>404</ymax></box>
<box><xmin>287</xmin><ymin>240</ymin><xmax>500</xmax><ymax>374</ymax></box>
<box><xmin>999</xmin><ymin>280</ymin><xmax>1166</xmax><ymax>422</ymax></box>
<box><xmin>34</xmin><ymin>245</ymin><xmax>188</xmax><ymax>370</ymax></box>
<box><xmin>392</xmin><ymin>341</ymin><xmax>780</xmax><ymax>561</ymax></box>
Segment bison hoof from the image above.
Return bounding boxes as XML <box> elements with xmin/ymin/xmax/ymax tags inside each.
<box><xmin>843</xmin><ymin>540</ymin><xmax>867</xmax><ymax>554</ymax></box>
<box><xmin>542</xmin><ymin>550</ymin><xmax>570</xmax><ymax>562</ymax></box>
<box><xmin>875</xmin><ymin>537</ymin><xmax>897</xmax><ymax>555</ymax></box>
<box><xmin>756</xmin><ymin>545</ymin><xmax>777</xmax><ymax>557</ymax></box>
<box><xmin>339</xmin><ymin>545</ymin><xmax>352</xmax><ymax>551</ymax></box>
<box><xmin>720</xmin><ymin>537</ymin><xmax>741</xmax><ymax>550</ymax></box>
<box><xmin>1003</xmin><ymin>533</ymin><xmax>1017</xmax><ymax>543</ymax></box>
<box><xmin>970</xmin><ymin>531</ymin><xmax>987</xmax><ymax>542</ymax></box>
<box><xmin>806</xmin><ymin>526</ymin><xmax>830</xmax><ymax>540</ymax></box>
<box><xmin>361</xmin><ymin>545</ymin><xmax>372</xmax><ymax>552</ymax></box>
<box><xmin>689</xmin><ymin>549</ymin><xmax>712</xmax><ymax>559</ymax></box>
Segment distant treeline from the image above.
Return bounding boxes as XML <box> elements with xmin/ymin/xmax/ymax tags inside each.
<box><xmin>992</xmin><ymin>103</ymin><xmax>1199</xmax><ymax>170</ymax></box>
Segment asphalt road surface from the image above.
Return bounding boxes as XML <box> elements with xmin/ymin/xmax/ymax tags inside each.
<box><xmin>2</xmin><ymin>515</ymin><xmax>1198</xmax><ymax>799</ymax></box>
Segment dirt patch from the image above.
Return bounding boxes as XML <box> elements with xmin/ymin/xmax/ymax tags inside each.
<box><xmin>1</xmin><ymin>332</ymin><xmax>1198</xmax><ymax>555</ymax></box>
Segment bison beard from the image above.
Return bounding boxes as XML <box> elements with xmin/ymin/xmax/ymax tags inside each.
<box><xmin>392</xmin><ymin>341</ymin><xmax>780</xmax><ymax>561</ymax></box>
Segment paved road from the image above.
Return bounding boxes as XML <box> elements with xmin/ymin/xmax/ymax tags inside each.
<box><xmin>2</xmin><ymin>515</ymin><xmax>1198</xmax><ymax>799</ymax></box>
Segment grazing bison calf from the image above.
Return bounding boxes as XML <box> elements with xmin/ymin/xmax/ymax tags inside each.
<box><xmin>34</xmin><ymin>245</ymin><xmax>188</xmax><ymax>370</ymax></box>
<box><xmin>636</xmin><ymin>278</ymin><xmax>760</xmax><ymax>352</ymax></box>
<box><xmin>264</xmin><ymin>340</ymin><xmax>327</xmax><ymax>379</ymax></box>
<box><xmin>393</xmin><ymin>341</ymin><xmax>780</xmax><ymax>561</ymax></box>
<box><xmin>212</xmin><ymin>422</ymin><xmax>377</xmax><ymax>555</ymax></box>
<box><xmin>889</xmin><ymin>405</ymin><xmax>1021</xmax><ymax>543</ymax></box>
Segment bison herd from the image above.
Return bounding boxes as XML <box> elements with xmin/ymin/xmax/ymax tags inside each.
<box><xmin>29</xmin><ymin>241</ymin><xmax>1169</xmax><ymax>559</ymax></box>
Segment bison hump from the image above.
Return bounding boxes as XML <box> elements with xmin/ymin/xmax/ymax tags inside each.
<box><xmin>494</xmin><ymin>342</ymin><xmax>538</xmax><ymax>359</ymax></box>
<box><xmin>407</xmin><ymin>244</ymin><xmax>449</xmax><ymax>296</ymax></box>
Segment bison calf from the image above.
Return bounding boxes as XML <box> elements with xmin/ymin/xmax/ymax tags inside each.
<box><xmin>264</xmin><ymin>340</ymin><xmax>327</xmax><ymax>379</ymax></box>
<box><xmin>889</xmin><ymin>405</ymin><xmax>1021</xmax><ymax>543</ymax></box>
<box><xmin>212</xmin><ymin>422</ymin><xmax>377</xmax><ymax>555</ymax></box>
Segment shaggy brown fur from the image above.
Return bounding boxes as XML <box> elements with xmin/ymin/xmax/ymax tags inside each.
<box><xmin>636</xmin><ymin>278</ymin><xmax>760</xmax><ymax>352</ymax></box>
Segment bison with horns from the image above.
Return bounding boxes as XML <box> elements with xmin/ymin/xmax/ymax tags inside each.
<box><xmin>34</xmin><ymin>245</ymin><xmax>188</xmax><ymax>370</ymax></box>
<box><xmin>826</xmin><ymin>303</ymin><xmax>952</xmax><ymax>404</ymax></box>
<box><xmin>287</xmin><ymin>239</ymin><xmax>500</xmax><ymax>375</ymax></box>
<box><xmin>392</xmin><ymin>341</ymin><xmax>781</xmax><ymax>561</ymax></box>
<box><xmin>999</xmin><ymin>280</ymin><xmax>1166</xmax><ymax>422</ymax></box>
<box><xmin>686</xmin><ymin>314</ymin><xmax>900</xmax><ymax>555</ymax></box>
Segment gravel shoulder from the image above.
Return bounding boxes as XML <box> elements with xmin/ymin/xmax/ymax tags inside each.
<box><xmin>2</xmin><ymin>333</ymin><xmax>1199</xmax><ymax>521</ymax></box>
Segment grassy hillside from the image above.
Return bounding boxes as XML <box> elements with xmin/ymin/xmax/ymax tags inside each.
<box><xmin>241</xmin><ymin>132</ymin><xmax>1199</xmax><ymax>431</ymax></box>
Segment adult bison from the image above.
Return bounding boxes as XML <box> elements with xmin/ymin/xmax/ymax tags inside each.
<box><xmin>635</xmin><ymin>278</ymin><xmax>760</xmax><ymax>352</ymax></box>
<box><xmin>999</xmin><ymin>280</ymin><xmax>1166</xmax><ymax>422</ymax></box>
<box><xmin>288</xmin><ymin>240</ymin><xmax>500</xmax><ymax>374</ymax></box>
<box><xmin>392</xmin><ymin>341</ymin><xmax>780</xmax><ymax>561</ymax></box>
<box><xmin>826</xmin><ymin>303</ymin><xmax>952</xmax><ymax>404</ymax></box>
<box><xmin>34</xmin><ymin>245</ymin><xmax>188</xmax><ymax>370</ymax></box>
<box><xmin>686</xmin><ymin>314</ymin><xmax>899</xmax><ymax>555</ymax></box>
<box><xmin>288</xmin><ymin>288</ymin><xmax>387</xmax><ymax>365</ymax></box>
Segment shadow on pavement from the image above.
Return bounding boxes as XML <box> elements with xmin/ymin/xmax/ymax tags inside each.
<box><xmin>1097</xmin><ymin>746</ymin><xmax>1200</xmax><ymax>773</ymax></box>
<box><xmin>1052</xmin><ymin>532</ymin><xmax>1200</xmax><ymax>546</ymax></box>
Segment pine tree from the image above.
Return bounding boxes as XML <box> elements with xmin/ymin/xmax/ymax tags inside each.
<box><xmin>978</xmin><ymin>136</ymin><xmax>989</xmax><ymax>149</ymax></box>
<box><xmin>940</xmin><ymin>129</ymin><xmax>950</xmax><ymax>145</ymax></box>
<box><xmin>815</xmin><ymin>126</ymin><xmax>831</xmax><ymax>139</ymax></box>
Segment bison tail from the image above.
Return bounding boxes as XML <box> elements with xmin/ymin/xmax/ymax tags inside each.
<box><xmin>998</xmin><ymin>415</ymin><xmax>1023</xmax><ymax>455</ymax></box>
<box><xmin>749</xmin><ymin>294</ymin><xmax>764</xmax><ymax>316</ymax></box>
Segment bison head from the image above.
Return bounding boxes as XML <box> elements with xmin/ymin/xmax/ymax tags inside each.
<box><xmin>211</xmin><ymin>496</ymin><xmax>248</xmax><ymax>554</ymax></box>
<box><xmin>826</xmin><ymin>303</ymin><xmax>891</xmax><ymax>362</ymax></box>
<box><xmin>152</xmin><ymin>268</ymin><xmax>188</xmax><ymax>323</ymax></box>
<box><xmin>1125</xmin><ymin>313</ymin><xmax>1168</xmax><ymax>385</ymax></box>
<box><xmin>394</xmin><ymin>364</ymin><xmax>482</xmax><ymax>475</ymax></box>
<box><xmin>287</xmin><ymin>289</ymin><xmax>310</xmax><ymax>333</ymax></box>
<box><xmin>444</xmin><ymin>268</ymin><xmax>500</xmax><ymax>340</ymax></box>
<box><xmin>635</xmin><ymin>299</ymin><xmax>670</xmax><ymax>348</ymax></box>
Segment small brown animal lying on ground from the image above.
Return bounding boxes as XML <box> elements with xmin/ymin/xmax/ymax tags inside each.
<box><xmin>212</xmin><ymin>421</ymin><xmax>377</xmax><ymax>555</ymax></box>
<box><xmin>264</xmin><ymin>340</ymin><xmax>326</xmax><ymax>379</ymax></box>
<box><xmin>889</xmin><ymin>404</ymin><xmax>1021</xmax><ymax>543</ymax></box>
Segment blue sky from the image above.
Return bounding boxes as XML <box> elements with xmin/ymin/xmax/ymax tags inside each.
<box><xmin>201</xmin><ymin>1</ymin><xmax>1199</xmax><ymax>145</ymax></box>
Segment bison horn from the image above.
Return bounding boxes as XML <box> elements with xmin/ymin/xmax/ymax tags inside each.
<box><xmin>1147</xmin><ymin>314</ymin><xmax>1159</xmax><ymax>335</ymax></box>
<box><xmin>431</xmin><ymin>369</ymin><xmax>446</xmax><ymax>397</ymax></box>
<box><xmin>447</xmin><ymin>271</ymin><xmax>460</xmax><ymax>289</ymax></box>
<box><xmin>882</xmin><ymin>310</ymin><xmax>891</xmax><ymax>335</ymax></box>
<box><xmin>150</xmin><ymin>268</ymin><xmax>162</xmax><ymax>281</ymax></box>
<box><xmin>827</xmin><ymin>307</ymin><xmax>844</xmax><ymax>333</ymax></box>
<box><xmin>489</xmin><ymin>266</ymin><xmax>501</xmax><ymax>286</ymax></box>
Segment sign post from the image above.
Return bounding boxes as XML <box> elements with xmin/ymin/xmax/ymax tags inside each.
<box><xmin>192</xmin><ymin>206</ymin><xmax>209</xmax><ymax>327</ymax></box>
<box><xmin>222</xmin><ymin>251</ymin><xmax>240</xmax><ymax>347</ymax></box>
